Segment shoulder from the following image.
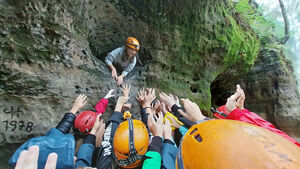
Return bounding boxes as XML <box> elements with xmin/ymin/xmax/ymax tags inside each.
<box><xmin>116</xmin><ymin>46</ymin><xmax>125</xmax><ymax>52</ymax></box>
<box><xmin>117</xmin><ymin>46</ymin><xmax>125</xmax><ymax>50</ymax></box>
<box><xmin>110</xmin><ymin>46</ymin><xmax>124</xmax><ymax>53</ymax></box>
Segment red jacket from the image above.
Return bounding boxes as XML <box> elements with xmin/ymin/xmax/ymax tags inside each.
<box><xmin>227</xmin><ymin>108</ymin><xmax>300</xmax><ymax>147</ymax></box>
<box><xmin>94</xmin><ymin>98</ymin><xmax>108</xmax><ymax>115</ymax></box>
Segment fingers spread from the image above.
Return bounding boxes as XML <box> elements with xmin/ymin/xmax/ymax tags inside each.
<box><xmin>44</xmin><ymin>153</ymin><xmax>58</xmax><ymax>169</ymax></box>
<box><xmin>26</xmin><ymin>145</ymin><xmax>39</xmax><ymax>167</ymax></box>
<box><xmin>15</xmin><ymin>150</ymin><xmax>28</xmax><ymax>169</ymax></box>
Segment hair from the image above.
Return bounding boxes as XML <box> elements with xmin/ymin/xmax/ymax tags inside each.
<box><xmin>74</xmin><ymin>134</ymin><xmax>85</xmax><ymax>155</ymax></box>
<box><xmin>122</xmin><ymin>46</ymin><xmax>137</xmax><ymax>63</ymax></box>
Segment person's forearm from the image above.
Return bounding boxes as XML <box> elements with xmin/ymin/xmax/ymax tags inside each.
<box><xmin>83</xmin><ymin>134</ymin><xmax>96</xmax><ymax>145</ymax></box>
<box><xmin>114</xmin><ymin>102</ymin><xmax>123</xmax><ymax>112</ymax></box>
<box><xmin>122</xmin><ymin>71</ymin><xmax>128</xmax><ymax>77</ymax></box>
<box><xmin>56</xmin><ymin>113</ymin><xmax>76</xmax><ymax>134</ymax></box>
<box><xmin>144</xmin><ymin>102</ymin><xmax>152</xmax><ymax>114</ymax></box>
<box><xmin>69</xmin><ymin>107</ymin><xmax>79</xmax><ymax>115</ymax></box>
<box><xmin>94</xmin><ymin>99</ymin><xmax>108</xmax><ymax>115</ymax></box>
<box><xmin>148</xmin><ymin>136</ymin><xmax>163</xmax><ymax>154</ymax></box>
<box><xmin>108</xmin><ymin>64</ymin><xmax>116</xmax><ymax>71</ymax></box>
<box><xmin>145</xmin><ymin>107</ymin><xmax>152</xmax><ymax>114</ymax></box>
<box><xmin>119</xmin><ymin>74</ymin><xmax>125</xmax><ymax>79</ymax></box>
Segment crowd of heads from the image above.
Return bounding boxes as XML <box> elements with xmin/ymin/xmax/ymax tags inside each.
<box><xmin>10</xmin><ymin>84</ymin><xmax>300</xmax><ymax>169</ymax></box>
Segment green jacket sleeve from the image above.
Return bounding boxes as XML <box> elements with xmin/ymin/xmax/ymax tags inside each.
<box><xmin>142</xmin><ymin>151</ymin><xmax>161</xmax><ymax>169</ymax></box>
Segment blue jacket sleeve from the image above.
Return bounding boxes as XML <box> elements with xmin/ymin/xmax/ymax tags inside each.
<box><xmin>75</xmin><ymin>135</ymin><xmax>96</xmax><ymax>168</ymax></box>
<box><xmin>75</xmin><ymin>144</ymin><xmax>95</xmax><ymax>167</ymax></box>
<box><xmin>9</xmin><ymin>128</ymin><xmax>75</xmax><ymax>169</ymax></box>
<box><xmin>179</xmin><ymin>126</ymin><xmax>189</xmax><ymax>136</ymax></box>
<box><xmin>161</xmin><ymin>141</ymin><xmax>178</xmax><ymax>169</ymax></box>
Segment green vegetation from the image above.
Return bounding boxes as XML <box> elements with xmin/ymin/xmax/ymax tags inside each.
<box><xmin>233</xmin><ymin>0</ymin><xmax>284</xmax><ymax>43</ymax></box>
<box><xmin>114</xmin><ymin>0</ymin><xmax>261</xmax><ymax>111</ymax></box>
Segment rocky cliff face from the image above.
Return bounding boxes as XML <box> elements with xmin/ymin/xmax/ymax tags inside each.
<box><xmin>0</xmin><ymin>0</ymin><xmax>299</xmax><ymax>167</ymax></box>
<box><xmin>211</xmin><ymin>48</ymin><xmax>300</xmax><ymax>141</ymax></box>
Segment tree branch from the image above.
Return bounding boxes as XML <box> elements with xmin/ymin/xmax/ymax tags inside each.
<box><xmin>278</xmin><ymin>0</ymin><xmax>289</xmax><ymax>44</ymax></box>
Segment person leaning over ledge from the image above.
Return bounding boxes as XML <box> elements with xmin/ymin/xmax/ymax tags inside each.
<box><xmin>105</xmin><ymin>37</ymin><xmax>140</xmax><ymax>86</ymax></box>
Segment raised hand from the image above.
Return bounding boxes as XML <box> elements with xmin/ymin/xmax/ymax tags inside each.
<box><xmin>161</xmin><ymin>102</ymin><xmax>170</xmax><ymax>114</ymax></box>
<box><xmin>15</xmin><ymin>146</ymin><xmax>57</xmax><ymax>169</ymax></box>
<box><xmin>143</xmin><ymin>88</ymin><xmax>156</xmax><ymax>107</ymax></box>
<box><xmin>136</xmin><ymin>88</ymin><xmax>146</xmax><ymax>106</ymax></box>
<box><xmin>121</xmin><ymin>84</ymin><xmax>131</xmax><ymax>97</ymax></box>
<box><xmin>159</xmin><ymin>92</ymin><xmax>177</xmax><ymax>108</ymax></box>
<box><xmin>148</xmin><ymin>112</ymin><xmax>164</xmax><ymax>137</ymax></box>
<box><xmin>114</xmin><ymin>96</ymin><xmax>130</xmax><ymax>112</ymax></box>
<box><xmin>90</xmin><ymin>115</ymin><xmax>106</xmax><ymax>147</ymax></box>
<box><xmin>90</xmin><ymin>115</ymin><xmax>102</xmax><ymax>135</ymax></box>
<box><xmin>226</xmin><ymin>93</ymin><xmax>239</xmax><ymax>112</ymax></box>
<box><xmin>236</xmin><ymin>84</ymin><xmax>245</xmax><ymax>110</ymax></box>
<box><xmin>104</xmin><ymin>89</ymin><xmax>115</xmax><ymax>99</ymax></box>
<box><xmin>179</xmin><ymin>99</ymin><xmax>206</xmax><ymax>122</ymax></box>
<box><xmin>95</xmin><ymin>120</ymin><xmax>106</xmax><ymax>147</ymax></box>
<box><xmin>174</xmin><ymin>95</ymin><xmax>181</xmax><ymax>107</ymax></box>
<box><xmin>70</xmin><ymin>94</ymin><xmax>88</xmax><ymax>114</ymax></box>
<box><xmin>151</xmin><ymin>100</ymin><xmax>162</xmax><ymax>115</ymax></box>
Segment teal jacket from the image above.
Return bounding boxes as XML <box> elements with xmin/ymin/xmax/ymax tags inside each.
<box><xmin>143</xmin><ymin>151</ymin><xmax>161</xmax><ymax>169</ymax></box>
<box><xmin>142</xmin><ymin>136</ymin><xmax>163</xmax><ymax>169</ymax></box>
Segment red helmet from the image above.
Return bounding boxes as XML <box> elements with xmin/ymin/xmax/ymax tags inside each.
<box><xmin>74</xmin><ymin>111</ymin><xmax>97</xmax><ymax>135</ymax></box>
<box><xmin>213</xmin><ymin>105</ymin><xmax>230</xmax><ymax>119</ymax></box>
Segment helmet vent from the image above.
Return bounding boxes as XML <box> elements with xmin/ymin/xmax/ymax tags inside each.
<box><xmin>85</xmin><ymin>116</ymin><xmax>92</xmax><ymax>125</ymax></box>
<box><xmin>194</xmin><ymin>134</ymin><xmax>202</xmax><ymax>142</ymax></box>
<box><xmin>190</xmin><ymin>128</ymin><xmax>198</xmax><ymax>135</ymax></box>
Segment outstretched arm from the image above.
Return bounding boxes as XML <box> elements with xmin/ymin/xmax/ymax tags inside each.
<box><xmin>142</xmin><ymin>112</ymin><xmax>164</xmax><ymax>169</ymax></box>
<box><xmin>56</xmin><ymin>94</ymin><xmax>87</xmax><ymax>134</ymax></box>
<box><xmin>94</xmin><ymin>86</ymin><xmax>130</xmax><ymax>169</ymax></box>
<box><xmin>75</xmin><ymin>115</ymin><xmax>105</xmax><ymax>168</ymax></box>
<box><xmin>94</xmin><ymin>89</ymin><xmax>115</xmax><ymax>115</ymax></box>
<box><xmin>159</xmin><ymin>93</ymin><xmax>198</xmax><ymax>127</ymax></box>
<box><xmin>105</xmin><ymin>47</ymin><xmax>123</xmax><ymax>81</ymax></box>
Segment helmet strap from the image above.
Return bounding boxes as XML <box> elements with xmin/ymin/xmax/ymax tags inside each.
<box><xmin>116</xmin><ymin>118</ymin><xmax>144</xmax><ymax>167</ymax></box>
<box><xmin>128</xmin><ymin>118</ymin><xmax>135</xmax><ymax>153</ymax></box>
<box><xmin>211</xmin><ymin>107</ymin><xmax>228</xmax><ymax>118</ymax></box>
<box><xmin>177</xmin><ymin>143</ymin><xmax>185</xmax><ymax>169</ymax></box>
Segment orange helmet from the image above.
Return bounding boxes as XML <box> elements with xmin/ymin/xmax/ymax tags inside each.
<box><xmin>126</xmin><ymin>37</ymin><xmax>140</xmax><ymax>51</ymax></box>
<box><xmin>176</xmin><ymin>120</ymin><xmax>300</xmax><ymax>169</ymax></box>
<box><xmin>113</xmin><ymin>111</ymin><xmax>149</xmax><ymax>168</ymax></box>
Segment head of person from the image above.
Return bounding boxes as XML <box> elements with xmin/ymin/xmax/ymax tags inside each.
<box><xmin>124</xmin><ymin>37</ymin><xmax>140</xmax><ymax>61</ymax></box>
<box><xmin>113</xmin><ymin>111</ymin><xmax>149</xmax><ymax>168</ymax></box>
<box><xmin>175</xmin><ymin>120</ymin><xmax>300</xmax><ymax>169</ymax></box>
<box><xmin>74</xmin><ymin>111</ymin><xmax>97</xmax><ymax>135</ymax></box>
